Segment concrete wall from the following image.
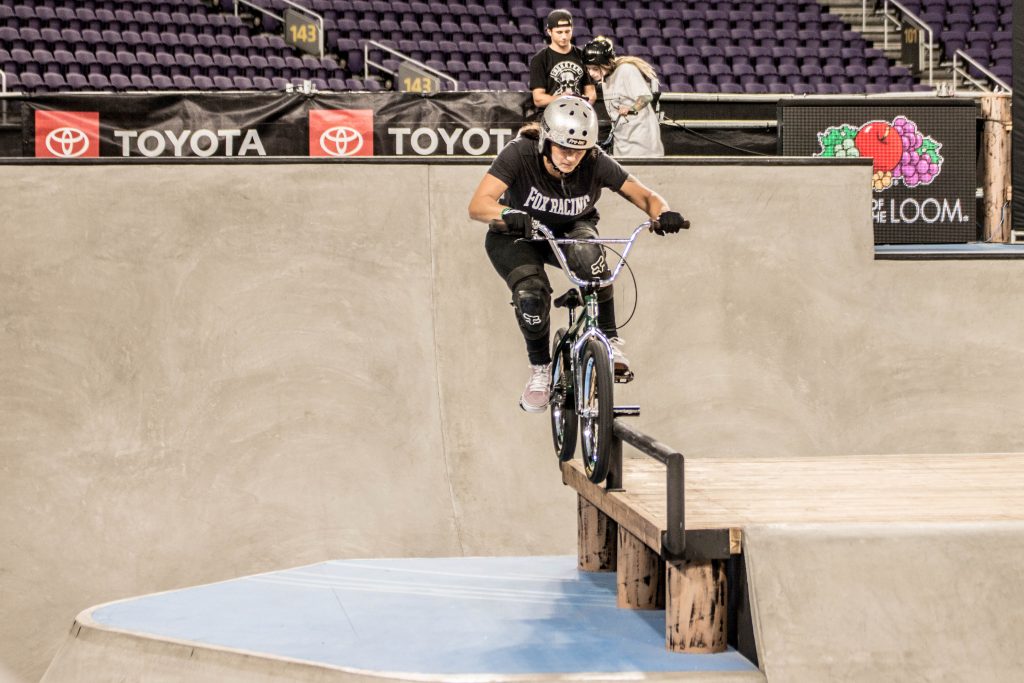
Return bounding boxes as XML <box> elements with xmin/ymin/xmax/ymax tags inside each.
<box><xmin>1</xmin><ymin>161</ymin><xmax>1022</xmax><ymax>680</ymax></box>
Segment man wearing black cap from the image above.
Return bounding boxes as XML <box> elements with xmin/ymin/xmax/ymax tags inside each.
<box><xmin>528</xmin><ymin>9</ymin><xmax>596</xmax><ymax>110</ymax></box>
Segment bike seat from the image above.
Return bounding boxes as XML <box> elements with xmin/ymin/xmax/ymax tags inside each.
<box><xmin>553</xmin><ymin>289</ymin><xmax>583</xmax><ymax>309</ymax></box>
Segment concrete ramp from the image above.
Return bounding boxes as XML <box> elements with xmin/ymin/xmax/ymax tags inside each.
<box><xmin>745</xmin><ymin>523</ymin><xmax>1024</xmax><ymax>682</ymax></box>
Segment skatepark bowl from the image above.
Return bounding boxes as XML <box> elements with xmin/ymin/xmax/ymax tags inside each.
<box><xmin>2</xmin><ymin>159</ymin><xmax>1024</xmax><ymax>682</ymax></box>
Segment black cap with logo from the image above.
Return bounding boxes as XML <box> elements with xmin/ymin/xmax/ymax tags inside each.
<box><xmin>545</xmin><ymin>9</ymin><xmax>573</xmax><ymax>29</ymax></box>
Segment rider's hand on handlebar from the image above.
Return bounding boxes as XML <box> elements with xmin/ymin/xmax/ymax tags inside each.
<box><xmin>650</xmin><ymin>211</ymin><xmax>690</xmax><ymax>235</ymax></box>
<box><xmin>500</xmin><ymin>209</ymin><xmax>533</xmax><ymax>237</ymax></box>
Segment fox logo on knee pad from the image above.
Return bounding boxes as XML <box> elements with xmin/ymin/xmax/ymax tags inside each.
<box><xmin>590</xmin><ymin>254</ymin><xmax>606</xmax><ymax>275</ymax></box>
<box><xmin>521</xmin><ymin>311</ymin><xmax>543</xmax><ymax>326</ymax></box>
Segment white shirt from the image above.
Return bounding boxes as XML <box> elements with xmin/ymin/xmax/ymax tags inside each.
<box><xmin>599</xmin><ymin>62</ymin><xmax>664</xmax><ymax>158</ymax></box>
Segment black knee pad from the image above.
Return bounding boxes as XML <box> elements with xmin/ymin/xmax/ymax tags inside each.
<box><xmin>566</xmin><ymin>242</ymin><xmax>609</xmax><ymax>280</ymax></box>
<box><xmin>512</xmin><ymin>276</ymin><xmax>551</xmax><ymax>341</ymax></box>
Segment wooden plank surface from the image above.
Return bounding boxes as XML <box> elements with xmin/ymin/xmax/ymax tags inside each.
<box><xmin>562</xmin><ymin>451</ymin><xmax>1024</xmax><ymax>553</ymax></box>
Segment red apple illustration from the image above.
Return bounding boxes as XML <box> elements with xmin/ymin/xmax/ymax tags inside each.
<box><xmin>853</xmin><ymin>121</ymin><xmax>904</xmax><ymax>173</ymax></box>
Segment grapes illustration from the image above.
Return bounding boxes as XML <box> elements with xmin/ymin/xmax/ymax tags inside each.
<box><xmin>815</xmin><ymin>117</ymin><xmax>943</xmax><ymax>191</ymax></box>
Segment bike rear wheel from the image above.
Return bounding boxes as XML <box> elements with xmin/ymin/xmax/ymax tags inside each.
<box><xmin>580</xmin><ymin>338</ymin><xmax>614</xmax><ymax>483</ymax></box>
<box><xmin>550</xmin><ymin>327</ymin><xmax>577</xmax><ymax>462</ymax></box>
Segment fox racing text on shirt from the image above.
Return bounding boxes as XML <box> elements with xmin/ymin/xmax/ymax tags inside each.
<box><xmin>524</xmin><ymin>186</ymin><xmax>589</xmax><ymax>215</ymax></box>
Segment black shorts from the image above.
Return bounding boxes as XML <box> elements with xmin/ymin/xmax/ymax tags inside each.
<box><xmin>484</xmin><ymin>219</ymin><xmax>602</xmax><ymax>290</ymax></box>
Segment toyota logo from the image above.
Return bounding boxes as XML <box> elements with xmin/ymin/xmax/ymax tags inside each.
<box><xmin>319</xmin><ymin>126</ymin><xmax>365</xmax><ymax>157</ymax></box>
<box><xmin>44</xmin><ymin>126</ymin><xmax>91</xmax><ymax>158</ymax></box>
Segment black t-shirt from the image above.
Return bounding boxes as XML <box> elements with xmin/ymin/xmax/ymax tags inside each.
<box><xmin>487</xmin><ymin>136</ymin><xmax>630</xmax><ymax>229</ymax></box>
<box><xmin>528</xmin><ymin>46</ymin><xmax>593</xmax><ymax>98</ymax></box>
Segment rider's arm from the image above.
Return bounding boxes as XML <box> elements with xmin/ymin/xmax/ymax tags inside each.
<box><xmin>468</xmin><ymin>172</ymin><xmax>513</xmax><ymax>223</ymax></box>
<box><xmin>532</xmin><ymin>88</ymin><xmax>556</xmax><ymax>108</ymax></box>
<box><xmin>583</xmin><ymin>83</ymin><xmax>597</xmax><ymax>105</ymax></box>
<box><xmin>616</xmin><ymin>175</ymin><xmax>670</xmax><ymax>219</ymax></box>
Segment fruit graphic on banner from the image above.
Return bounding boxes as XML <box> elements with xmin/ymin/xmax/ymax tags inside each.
<box><xmin>816</xmin><ymin>117</ymin><xmax>943</xmax><ymax>192</ymax></box>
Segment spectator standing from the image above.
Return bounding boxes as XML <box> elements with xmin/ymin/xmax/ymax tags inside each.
<box><xmin>583</xmin><ymin>37</ymin><xmax>664</xmax><ymax>157</ymax></box>
<box><xmin>529</xmin><ymin>10</ymin><xmax>596</xmax><ymax>110</ymax></box>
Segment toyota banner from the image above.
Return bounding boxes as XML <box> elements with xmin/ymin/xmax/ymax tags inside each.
<box><xmin>779</xmin><ymin>99</ymin><xmax>977</xmax><ymax>244</ymax></box>
<box><xmin>24</xmin><ymin>91</ymin><xmax>532</xmax><ymax>159</ymax></box>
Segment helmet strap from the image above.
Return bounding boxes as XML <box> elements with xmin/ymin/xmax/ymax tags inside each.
<box><xmin>542</xmin><ymin>141</ymin><xmax>563</xmax><ymax>178</ymax></box>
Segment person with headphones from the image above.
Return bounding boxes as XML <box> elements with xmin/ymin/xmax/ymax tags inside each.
<box><xmin>467</xmin><ymin>96</ymin><xmax>688</xmax><ymax>413</ymax></box>
<box><xmin>583</xmin><ymin>37</ymin><xmax>665</xmax><ymax>157</ymax></box>
<box><xmin>529</xmin><ymin>9</ymin><xmax>597</xmax><ymax>109</ymax></box>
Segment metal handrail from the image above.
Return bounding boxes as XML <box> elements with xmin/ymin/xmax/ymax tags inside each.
<box><xmin>233</xmin><ymin>0</ymin><xmax>324</xmax><ymax>58</ymax></box>
<box><xmin>882</xmin><ymin>0</ymin><xmax>935</xmax><ymax>85</ymax></box>
<box><xmin>363</xmin><ymin>39</ymin><xmax>458</xmax><ymax>91</ymax></box>
<box><xmin>607</xmin><ymin>419</ymin><xmax>732</xmax><ymax>562</ymax></box>
<box><xmin>952</xmin><ymin>50</ymin><xmax>1011</xmax><ymax>94</ymax></box>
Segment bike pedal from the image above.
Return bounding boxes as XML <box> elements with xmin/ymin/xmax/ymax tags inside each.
<box><xmin>614</xmin><ymin>369</ymin><xmax>635</xmax><ymax>384</ymax></box>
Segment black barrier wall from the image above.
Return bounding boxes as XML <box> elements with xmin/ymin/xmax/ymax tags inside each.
<box><xmin>24</xmin><ymin>91</ymin><xmax>531</xmax><ymax>158</ymax></box>
<box><xmin>779</xmin><ymin>99</ymin><xmax>977</xmax><ymax>244</ymax></box>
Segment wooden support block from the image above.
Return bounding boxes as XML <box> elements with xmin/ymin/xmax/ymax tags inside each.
<box><xmin>577</xmin><ymin>496</ymin><xmax>617</xmax><ymax>571</ymax></box>
<box><xmin>617</xmin><ymin>527</ymin><xmax>665</xmax><ymax>609</ymax></box>
<box><xmin>665</xmin><ymin>559</ymin><xmax>728</xmax><ymax>653</ymax></box>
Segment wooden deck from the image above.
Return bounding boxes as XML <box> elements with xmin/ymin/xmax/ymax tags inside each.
<box><xmin>562</xmin><ymin>450</ymin><xmax>1024</xmax><ymax>654</ymax></box>
<box><xmin>562</xmin><ymin>451</ymin><xmax>1024</xmax><ymax>555</ymax></box>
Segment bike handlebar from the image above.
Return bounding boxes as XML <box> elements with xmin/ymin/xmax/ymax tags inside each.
<box><xmin>531</xmin><ymin>220</ymin><xmax>650</xmax><ymax>289</ymax></box>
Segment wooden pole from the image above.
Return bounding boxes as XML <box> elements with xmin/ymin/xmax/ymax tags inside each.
<box><xmin>666</xmin><ymin>559</ymin><xmax>728</xmax><ymax>653</ymax></box>
<box><xmin>577</xmin><ymin>496</ymin><xmax>616</xmax><ymax>571</ymax></box>
<box><xmin>980</xmin><ymin>94</ymin><xmax>1011</xmax><ymax>243</ymax></box>
<box><xmin>616</xmin><ymin>527</ymin><xmax>665</xmax><ymax>609</ymax></box>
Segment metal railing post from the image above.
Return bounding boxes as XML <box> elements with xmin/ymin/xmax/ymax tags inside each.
<box><xmin>606</xmin><ymin>433</ymin><xmax>623</xmax><ymax>491</ymax></box>
<box><xmin>665</xmin><ymin>454</ymin><xmax>685</xmax><ymax>558</ymax></box>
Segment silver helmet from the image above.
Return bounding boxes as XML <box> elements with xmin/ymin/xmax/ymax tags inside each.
<box><xmin>538</xmin><ymin>96</ymin><xmax>598</xmax><ymax>152</ymax></box>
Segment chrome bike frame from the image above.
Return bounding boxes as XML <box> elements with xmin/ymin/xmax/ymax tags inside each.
<box><xmin>531</xmin><ymin>220</ymin><xmax>650</xmax><ymax>415</ymax></box>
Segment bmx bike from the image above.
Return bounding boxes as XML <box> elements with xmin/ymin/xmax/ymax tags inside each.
<box><xmin>531</xmin><ymin>220</ymin><xmax>653</xmax><ymax>484</ymax></box>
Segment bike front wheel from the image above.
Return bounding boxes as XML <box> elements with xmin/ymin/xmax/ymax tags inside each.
<box><xmin>579</xmin><ymin>338</ymin><xmax>614</xmax><ymax>483</ymax></box>
<box><xmin>550</xmin><ymin>327</ymin><xmax>577</xmax><ymax>462</ymax></box>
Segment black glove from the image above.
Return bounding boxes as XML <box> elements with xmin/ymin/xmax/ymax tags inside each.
<box><xmin>651</xmin><ymin>211</ymin><xmax>689</xmax><ymax>235</ymax></box>
<box><xmin>500</xmin><ymin>209</ymin><xmax>533</xmax><ymax>237</ymax></box>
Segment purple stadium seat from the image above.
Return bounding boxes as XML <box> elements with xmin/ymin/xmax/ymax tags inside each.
<box><xmin>62</xmin><ymin>72</ymin><xmax>87</xmax><ymax>90</ymax></box>
<box><xmin>130</xmin><ymin>74</ymin><xmax>153</xmax><ymax>90</ymax></box>
<box><xmin>42</xmin><ymin>72</ymin><xmax>67</xmax><ymax>91</ymax></box>
<box><xmin>108</xmin><ymin>73</ymin><xmax>130</xmax><ymax>90</ymax></box>
<box><xmin>19</xmin><ymin>72</ymin><xmax>45</xmax><ymax>91</ymax></box>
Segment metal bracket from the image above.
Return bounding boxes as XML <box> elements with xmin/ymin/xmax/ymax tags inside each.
<box><xmin>662</xmin><ymin>529</ymin><xmax>732</xmax><ymax>563</ymax></box>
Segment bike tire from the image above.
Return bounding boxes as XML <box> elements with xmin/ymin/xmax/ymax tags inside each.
<box><xmin>550</xmin><ymin>327</ymin><xmax>577</xmax><ymax>462</ymax></box>
<box><xmin>580</xmin><ymin>338</ymin><xmax>614</xmax><ymax>483</ymax></box>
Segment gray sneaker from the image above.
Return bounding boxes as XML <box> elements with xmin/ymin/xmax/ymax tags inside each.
<box><xmin>519</xmin><ymin>363</ymin><xmax>551</xmax><ymax>413</ymax></box>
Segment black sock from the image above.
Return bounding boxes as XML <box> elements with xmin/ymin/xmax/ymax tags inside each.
<box><xmin>526</xmin><ymin>337</ymin><xmax>551</xmax><ymax>365</ymax></box>
<box><xmin>598</xmin><ymin>295</ymin><xmax>618</xmax><ymax>339</ymax></box>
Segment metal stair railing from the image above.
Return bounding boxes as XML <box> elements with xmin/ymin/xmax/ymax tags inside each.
<box><xmin>881</xmin><ymin>0</ymin><xmax>936</xmax><ymax>86</ymax></box>
<box><xmin>232</xmin><ymin>0</ymin><xmax>324</xmax><ymax>58</ymax></box>
<box><xmin>952</xmin><ymin>50</ymin><xmax>1011</xmax><ymax>94</ymax></box>
<box><xmin>363</xmin><ymin>40</ymin><xmax>458</xmax><ymax>91</ymax></box>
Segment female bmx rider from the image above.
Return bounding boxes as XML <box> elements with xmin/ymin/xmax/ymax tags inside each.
<box><xmin>467</xmin><ymin>96</ymin><xmax>688</xmax><ymax>413</ymax></box>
